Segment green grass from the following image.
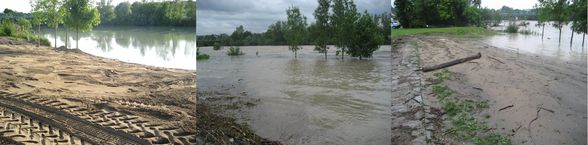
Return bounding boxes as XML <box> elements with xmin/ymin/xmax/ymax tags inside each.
<box><xmin>430</xmin><ymin>69</ymin><xmax>511</xmax><ymax>145</ymax></box>
<box><xmin>392</xmin><ymin>27</ymin><xmax>496</xmax><ymax>37</ymax></box>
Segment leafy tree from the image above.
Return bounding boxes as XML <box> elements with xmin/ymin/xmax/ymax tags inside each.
<box><xmin>539</xmin><ymin>0</ymin><xmax>570</xmax><ymax>43</ymax></box>
<box><xmin>63</xmin><ymin>0</ymin><xmax>101</xmax><ymax>49</ymax></box>
<box><xmin>535</xmin><ymin>2</ymin><xmax>551</xmax><ymax>39</ymax></box>
<box><xmin>37</xmin><ymin>0</ymin><xmax>65</xmax><ymax>49</ymax></box>
<box><xmin>114</xmin><ymin>2</ymin><xmax>131</xmax><ymax>24</ymax></box>
<box><xmin>394</xmin><ymin>0</ymin><xmax>413</xmax><ymax>28</ymax></box>
<box><xmin>347</xmin><ymin>11</ymin><xmax>383</xmax><ymax>60</ymax></box>
<box><xmin>570</xmin><ymin>0</ymin><xmax>587</xmax><ymax>46</ymax></box>
<box><xmin>16</xmin><ymin>18</ymin><xmax>32</xmax><ymax>41</ymax></box>
<box><xmin>313</xmin><ymin>0</ymin><xmax>331</xmax><ymax>59</ymax></box>
<box><xmin>30</xmin><ymin>11</ymin><xmax>46</xmax><ymax>46</ymax></box>
<box><xmin>98</xmin><ymin>0</ymin><xmax>116</xmax><ymax>24</ymax></box>
<box><xmin>332</xmin><ymin>0</ymin><xmax>358</xmax><ymax>59</ymax></box>
<box><xmin>285</xmin><ymin>6</ymin><xmax>307</xmax><ymax>58</ymax></box>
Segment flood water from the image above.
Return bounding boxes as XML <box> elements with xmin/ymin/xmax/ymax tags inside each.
<box><xmin>198</xmin><ymin>46</ymin><xmax>392</xmax><ymax>145</ymax></box>
<box><xmin>40</xmin><ymin>26</ymin><xmax>196</xmax><ymax>70</ymax></box>
<box><xmin>485</xmin><ymin>21</ymin><xmax>587</xmax><ymax>62</ymax></box>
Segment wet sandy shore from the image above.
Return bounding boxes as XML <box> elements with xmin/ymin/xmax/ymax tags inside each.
<box><xmin>0</xmin><ymin>37</ymin><xmax>196</xmax><ymax>144</ymax></box>
<box><xmin>404</xmin><ymin>36</ymin><xmax>587</xmax><ymax>145</ymax></box>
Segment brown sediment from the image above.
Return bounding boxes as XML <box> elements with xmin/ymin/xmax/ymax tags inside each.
<box><xmin>408</xmin><ymin>36</ymin><xmax>587</xmax><ymax>145</ymax></box>
<box><xmin>0</xmin><ymin>36</ymin><xmax>196</xmax><ymax>144</ymax></box>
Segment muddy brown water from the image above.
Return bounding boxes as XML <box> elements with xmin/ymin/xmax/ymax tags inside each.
<box><xmin>40</xmin><ymin>26</ymin><xmax>196</xmax><ymax>70</ymax></box>
<box><xmin>198</xmin><ymin>45</ymin><xmax>392</xmax><ymax>145</ymax></box>
<box><xmin>486</xmin><ymin>21</ymin><xmax>587</xmax><ymax>62</ymax></box>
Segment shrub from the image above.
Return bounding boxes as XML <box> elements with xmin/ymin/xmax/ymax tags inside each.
<box><xmin>505</xmin><ymin>22</ymin><xmax>518</xmax><ymax>33</ymax></box>
<box><xmin>213</xmin><ymin>43</ymin><xmax>222</xmax><ymax>50</ymax></box>
<box><xmin>227</xmin><ymin>46</ymin><xmax>244</xmax><ymax>56</ymax></box>
<box><xmin>197</xmin><ymin>53</ymin><xmax>210</xmax><ymax>60</ymax></box>
<box><xmin>0</xmin><ymin>21</ymin><xmax>16</xmax><ymax>36</ymax></box>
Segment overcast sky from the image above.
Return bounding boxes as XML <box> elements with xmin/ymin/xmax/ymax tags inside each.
<box><xmin>391</xmin><ymin>0</ymin><xmax>539</xmax><ymax>10</ymax></box>
<box><xmin>197</xmin><ymin>0</ymin><xmax>391</xmax><ymax>35</ymax></box>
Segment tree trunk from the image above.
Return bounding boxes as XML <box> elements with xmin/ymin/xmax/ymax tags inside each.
<box><xmin>76</xmin><ymin>28</ymin><xmax>79</xmax><ymax>49</ymax></box>
<box><xmin>571</xmin><ymin>30</ymin><xmax>574</xmax><ymax>47</ymax></box>
<box><xmin>558</xmin><ymin>27</ymin><xmax>562</xmax><ymax>44</ymax></box>
<box><xmin>341</xmin><ymin>48</ymin><xmax>344</xmax><ymax>60</ymax></box>
<box><xmin>294</xmin><ymin>49</ymin><xmax>297</xmax><ymax>58</ymax></box>
<box><xmin>324</xmin><ymin>48</ymin><xmax>327</xmax><ymax>60</ymax></box>
<box><xmin>65</xmin><ymin>26</ymin><xmax>68</xmax><ymax>48</ymax></box>
<box><xmin>541</xmin><ymin>24</ymin><xmax>545</xmax><ymax>40</ymax></box>
<box><xmin>54</xmin><ymin>25</ymin><xmax>57</xmax><ymax>49</ymax></box>
<box><xmin>422</xmin><ymin>52</ymin><xmax>482</xmax><ymax>72</ymax></box>
<box><xmin>583</xmin><ymin>33</ymin><xmax>586</xmax><ymax>47</ymax></box>
<box><xmin>37</xmin><ymin>25</ymin><xmax>40</xmax><ymax>47</ymax></box>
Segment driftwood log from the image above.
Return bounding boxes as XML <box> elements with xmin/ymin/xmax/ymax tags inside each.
<box><xmin>422</xmin><ymin>52</ymin><xmax>482</xmax><ymax>72</ymax></box>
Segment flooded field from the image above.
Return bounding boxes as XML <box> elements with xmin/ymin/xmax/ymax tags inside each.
<box><xmin>41</xmin><ymin>26</ymin><xmax>196</xmax><ymax>70</ymax></box>
<box><xmin>485</xmin><ymin>21</ymin><xmax>587</xmax><ymax>62</ymax></box>
<box><xmin>198</xmin><ymin>46</ymin><xmax>391</xmax><ymax>145</ymax></box>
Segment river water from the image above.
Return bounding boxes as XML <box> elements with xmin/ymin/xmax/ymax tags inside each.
<box><xmin>197</xmin><ymin>46</ymin><xmax>392</xmax><ymax>145</ymax></box>
<box><xmin>486</xmin><ymin>21</ymin><xmax>587</xmax><ymax>62</ymax></box>
<box><xmin>40</xmin><ymin>26</ymin><xmax>197</xmax><ymax>70</ymax></box>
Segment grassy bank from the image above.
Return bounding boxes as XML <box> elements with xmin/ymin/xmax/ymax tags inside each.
<box><xmin>392</xmin><ymin>27</ymin><xmax>496</xmax><ymax>38</ymax></box>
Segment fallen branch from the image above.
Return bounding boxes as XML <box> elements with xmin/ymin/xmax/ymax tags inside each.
<box><xmin>498</xmin><ymin>104</ymin><xmax>514</xmax><ymax>111</ymax></box>
<box><xmin>422</xmin><ymin>52</ymin><xmax>482</xmax><ymax>72</ymax></box>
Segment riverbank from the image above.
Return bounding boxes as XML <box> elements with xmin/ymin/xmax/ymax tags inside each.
<box><xmin>396</xmin><ymin>36</ymin><xmax>587</xmax><ymax>144</ymax></box>
<box><xmin>0</xmin><ymin>36</ymin><xmax>197</xmax><ymax>144</ymax></box>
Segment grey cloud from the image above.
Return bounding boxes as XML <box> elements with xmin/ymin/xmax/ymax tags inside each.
<box><xmin>197</xmin><ymin>0</ymin><xmax>391</xmax><ymax>35</ymax></box>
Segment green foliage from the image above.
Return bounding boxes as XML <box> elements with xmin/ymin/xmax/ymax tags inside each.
<box><xmin>0</xmin><ymin>20</ymin><xmax>16</xmax><ymax>36</ymax></box>
<box><xmin>227</xmin><ymin>46</ymin><xmax>244</xmax><ymax>56</ymax></box>
<box><xmin>505</xmin><ymin>22</ymin><xmax>518</xmax><ymax>33</ymax></box>
<box><xmin>571</xmin><ymin>0</ymin><xmax>587</xmax><ymax>34</ymax></box>
<box><xmin>312</xmin><ymin>0</ymin><xmax>331</xmax><ymax>58</ymax></box>
<box><xmin>103</xmin><ymin>1</ymin><xmax>195</xmax><ymax>26</ymax></box>
<box><xmin>347</xmin><ymin>11</ymin><xmax>383</xmax><ymax>59</ymax></box>
<box><xmin>285</xmin><ymin>6</ymin><xmax>307</xmax><ymax>58</ymax></box>
<box><xmin>394</xmin><ymin>0</ymin><xmax>487</xmax><ymax>28</ymax></box>
<box><xmin>197</xmin><ymin>53</ymin><xmax>210</xmax><ymax>60</ymax></box>
<box><xmin>98</xmin><ymin>0</ymin><xmax>116</xmax><ymax>23</ymax></box>
<box><xmin>332</xmin><ymin>0</ymin><xmax>358</xmax><ymax>58</ymax></box>
<box><xmin>213</xmin><ymin>43</ymin><xmax>222</xmax><ymax>50</ymax></box>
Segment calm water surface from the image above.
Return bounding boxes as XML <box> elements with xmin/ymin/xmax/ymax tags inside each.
<box><xmin>198</xmin><ymin>46</ymin><xmax>392</xmax><ymax>145</ymax></box>
<box><xmin>41</xmin><ymin>26</ymin><xmax>196</xmax><ymax>70</ymax></box>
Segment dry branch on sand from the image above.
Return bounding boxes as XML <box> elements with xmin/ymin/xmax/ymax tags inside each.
<box><xmin>422</xmin><ymin>52</ymin><xmax>482</xmax><ymax>72</ymax></box>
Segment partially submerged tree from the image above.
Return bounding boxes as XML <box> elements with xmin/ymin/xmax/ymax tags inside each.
<box><xmin>539</xmin><ymin>0</ymin><xmax>570</xmax><ymax>43</ymax></box>
<box><xmin>570</xmin><ymin>0</ymin><xmax>587</xmax><ymax>46</ymax></box>
<box><xmin>285</xmin><ymin>6</ymin><xmax>307</xmax><ymax>58</ymax></box>
<box><xmin>63</xmin><ymin>0</ymin><xmax>101</xmax><ymax>49</ymax></box>
<box><xmin>347</xmin><ymin>11</ymin><xmax>383</xmax><ymax>60</ymax></box>
<box><xmin>332</xmin><ymin>0</ymin><xmax>358</xmax><ymax>59</ymax></box>
<box><xmin>312</xmin><ymin>0</ymin><xmax>331</xmax><ymax>59</ymax></box>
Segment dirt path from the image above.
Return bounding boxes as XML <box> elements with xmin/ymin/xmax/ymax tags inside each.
<box><xmin>0</xmin><ymin>37</ymin><xmax>197</xmax><ymax>144</ymax></box>
<box><xmin>408</xmin><ymin>36</ymin><xmax>587</xmax><ymax>145</ymax></box>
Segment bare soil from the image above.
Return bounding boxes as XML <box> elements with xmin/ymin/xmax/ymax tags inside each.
<box><xmin>406</xmin><ymin>36</ymin><xmax>587</xmax><ymax>145</ymax></box>
<box><xmin>0</xmin><ymin>37</ymin><xmax>197</xmax><ymax>144</ymax></box>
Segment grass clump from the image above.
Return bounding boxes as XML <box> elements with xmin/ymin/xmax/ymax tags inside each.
<box><xmin>0</xmin><ymin>21</ymin><xmax>16</xmax><ymax>36</ymax></box>
<box><xmin>391</xmin><ymin>27</ymin><xmax>496</xmax><ymax>37</ymax></box>
<box><xmin>430</xmin><ymin>69</ymin><xmax>511</xmax><ymax>145</ymax></box>
<box><xmin>227</xmin><ymin>46</ymin><xmax>244</xmax><ymax>56</ymax></box>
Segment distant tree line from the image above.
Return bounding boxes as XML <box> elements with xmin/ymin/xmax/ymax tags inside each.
<box><xmin>199</xmin><ymin>0</ymin><xmax>389</xmax><ymax>60</ymax></box>
<box><xmin>536</xmin><ymin>0</ymin><xmax>586</xmax><ymax>46</ymax></box>
<box><xmin>97</xmin><ymin>0</ymin><xmax>195</xmax><ymax>26</ymax></box>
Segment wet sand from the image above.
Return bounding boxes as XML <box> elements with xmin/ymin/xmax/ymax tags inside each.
<box><xmin>406</xmin><ymin>36</ymin><xmax>587</xmax><ymax>144</ymax></box>
<box><xmin>0</xmin><ymin>37</ymin><xmax>196</xmax><ymax>143</ymax></box>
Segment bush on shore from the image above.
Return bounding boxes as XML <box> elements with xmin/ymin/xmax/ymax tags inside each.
<box><xmin>505</xmin><ymin>22</ymin><xmax>518</xmax><ymax>33</ymax></box>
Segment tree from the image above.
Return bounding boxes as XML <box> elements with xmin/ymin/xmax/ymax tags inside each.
<box><xmin>37</xmin><ymin>0</ymin><xmax>65</xmax><ymax>49</ymax></box>
<box><xmin>394</xmin><ymin>0</ymin><xmax>413</xmax><ymax>28</ymax></box>
<box><xmin>16</xmin><ymin>18</ymin><xmax>32</xmax><ymax>41</ymax></box>
<box><xmin>63</xmin><ymin>0</ymin><xmax>101</xmax><ymax>49</ymax></box>
<box><xmin>231</xmin><ymin>25</ymin><xmax>245</xmax><ymax>46</ymax></box>
<box><xmin>535</xmin><ymin>2</ymin><xmax>551</xmax><ymax>40</ymax></box>
<box><xmin>114</xmin><ymin>2</ymin><xmax>131</xmax><ymax>24</ymax></box>
<box><xmin>313</xmin><ymin>0</ymin><xmax>331</xmax><ymax>59</ymax></box>
<box><xmin>348</xmin><ymin>11</ymin><xmax>383</xmax><ymax>60</ymax></box>
<box><xmin>98</xmin><ymin>0</ymin><xmax>116</xmax><ymax>24</ymax></box>
<box><xmin>30</xmin><ymin>11</ymin><xmax>46</xmax><ymax>46</ymax></box>
<box><xmin>571</xmin><ymin>0</ymin><xmax>587</xmax><ymax>46</ymax></box>
<box><xmin>539</xmin><ymin>0</ymin><xmax>570</xmax><ymax>43</ymax></box>
<box><xmin>332</xmin><ymin>0</ymin><xmax>358</xmax><ymax>59</ymax></box>
<box><xmin>285</xmin><ymin>6</ymin><xmax>307</xmax><ymax>58</ymax></box>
